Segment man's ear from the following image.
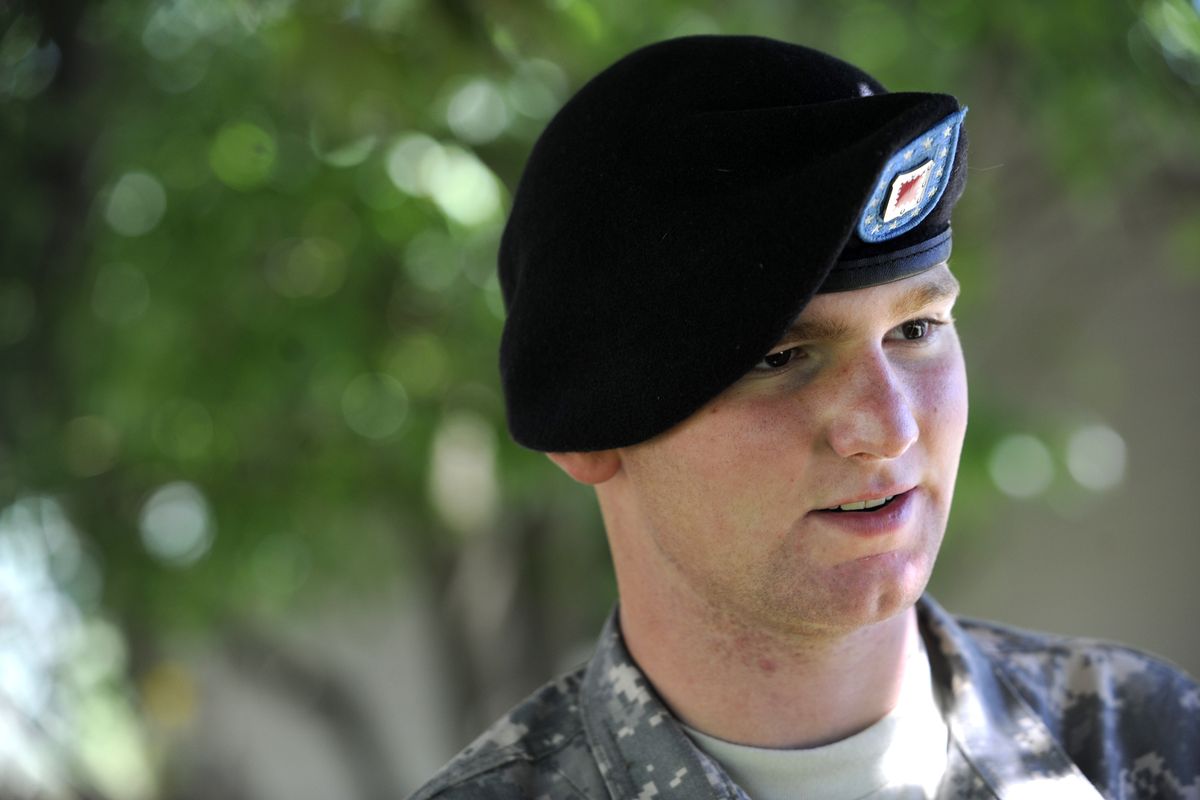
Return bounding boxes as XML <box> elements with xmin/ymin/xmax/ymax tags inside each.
<box><xmin>546</xmin><ymin>450</ymin><xmax>621</xmax><ymax>485</ymax></box>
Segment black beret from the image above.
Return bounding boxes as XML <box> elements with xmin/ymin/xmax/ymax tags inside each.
<box><xmin>498</xmin><ymin>35</ymin><xmax>968</xmax><ymax>452</ymax></box>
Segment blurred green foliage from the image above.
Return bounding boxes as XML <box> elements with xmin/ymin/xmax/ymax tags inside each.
<box><xmin>3</xmin><ymin>0</ymin><xmax>1198</xmax><ymax>630</ymax></box>
<box><xmin>1</xmin><ymin>0</ymin><xmax>1198</xmax><ymax>792</ymax></box>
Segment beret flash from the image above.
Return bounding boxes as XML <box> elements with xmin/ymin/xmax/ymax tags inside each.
<box><xmin>498</xmin><ymin>35</ymin><xmax>969</xmax><ymax>452</ymax></box>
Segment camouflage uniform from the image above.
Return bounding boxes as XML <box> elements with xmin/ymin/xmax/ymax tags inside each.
<box><xmin>410</xmin><ymin>596</ymin><xmax>1200</xmax><ymax>800</ymax></box>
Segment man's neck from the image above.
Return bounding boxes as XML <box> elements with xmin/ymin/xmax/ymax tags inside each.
<box><xmin>614</xmin><ymin>572</ymin><xmax>920</xmax><ymax>750</ymax></box>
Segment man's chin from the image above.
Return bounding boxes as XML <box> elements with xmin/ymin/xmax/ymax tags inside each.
<box><xmin>746</xmin><ymin>593</ymin><xmax>919</xmax><ymax>643</ymax></box>
<box><xmin>791</xmin><ymin>553</ymin><xmax>932</xmax><ymax>635</ymax></box>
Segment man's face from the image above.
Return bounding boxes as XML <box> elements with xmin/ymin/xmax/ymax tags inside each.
<box><xmin>608</xmin><ymin>264</ymin><xmax>968</xmax><ymax>637</ymax></box>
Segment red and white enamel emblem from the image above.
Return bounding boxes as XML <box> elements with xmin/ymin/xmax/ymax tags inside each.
<box><xmin>882</xmin><ymin>159</ymin><xmax>934</xmax><ymax>222</ymax></box>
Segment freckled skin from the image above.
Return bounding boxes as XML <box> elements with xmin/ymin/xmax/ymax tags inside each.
<box><xmin>608</xmin><ymin>264</ymin><xmax>968</xmax><ymax>641</ymax></box>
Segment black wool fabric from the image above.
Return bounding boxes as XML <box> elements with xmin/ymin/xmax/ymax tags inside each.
<box><xmin>498</xmin><ymin>35</ymin><xmax>969</xmax><ymax>452</ymax></box>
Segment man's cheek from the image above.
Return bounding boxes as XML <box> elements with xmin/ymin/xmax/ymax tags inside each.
<box><xmin>912</xmin><ymin>362</ymin><xmax>967</xmax><ymax>427</ymax></box>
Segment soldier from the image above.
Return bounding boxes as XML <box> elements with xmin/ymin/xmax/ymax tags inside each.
<box><xmin>411</xmin><ymin>36</ymin><xmax>1200</xmax><ymax>800</ymax></box>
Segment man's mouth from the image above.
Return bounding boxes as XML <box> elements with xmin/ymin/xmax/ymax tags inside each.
<box><xmin>824</xmin><ymin>494</ymin><xmax>899</xmax><ymax>512</ymax></box>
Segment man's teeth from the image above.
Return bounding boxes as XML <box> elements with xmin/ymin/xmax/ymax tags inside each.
<box><xmin>829</xmin><ymin>495</ymin><xmax>895</xmax><ymax>512</ymax></box>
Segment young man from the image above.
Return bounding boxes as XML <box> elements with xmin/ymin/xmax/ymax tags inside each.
<box><xmin>412</xmin><ymin>36</ymin><xmax>1200</xmax><ymax>800</ymax></box>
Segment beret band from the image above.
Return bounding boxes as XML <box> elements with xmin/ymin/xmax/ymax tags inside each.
<box><xmin>823</xmin><ymin>228</ymin><xmax>954</xmax><ymax>293</ymax></box>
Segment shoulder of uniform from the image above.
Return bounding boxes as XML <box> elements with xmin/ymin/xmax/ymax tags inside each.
<box><xmin>955</xmin><ymin>614</ymin><xmax>1199</xmax><ymax>701</ymax></box>
<box><xmin>955</xmin><ymin>613</ymin><xmax>1200</xmax><ymax>790</ymax></box>
<box><xmin>408</xmin><ymin>668</ymin><xmax>594</xmax><ymax>800</ymax></box>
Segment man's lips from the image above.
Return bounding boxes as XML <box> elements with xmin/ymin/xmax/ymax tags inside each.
<box><xmin>816</xmin><ymin>486</ymin><xmax>917</xmax><ymax>513</ymax></box>
<box><xmin>807</xmin><ymin>488</ymin><xmax>919</xmax><ymax>536</ymax></box>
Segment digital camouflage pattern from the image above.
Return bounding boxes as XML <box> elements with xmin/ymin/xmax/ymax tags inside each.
<box><xmin>410</xmin><ymin>596</ymin><xmax>1200</xmax><ymax>800</ymax></box>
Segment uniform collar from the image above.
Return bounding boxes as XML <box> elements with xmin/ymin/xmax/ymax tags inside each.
<box><xmin>579</xmin><ymin>609</ymin><xmax>728</xmax><ymax>798</ymax></box>
<box><xmin>918</xmin><ymin>596</ymin><xmax>1105</xmax><ymax>799</ymax></box>
<box><xmin>578</xmin><ymin>596</ymin><xmax>1105</xmax><ymax>800</ymax></box>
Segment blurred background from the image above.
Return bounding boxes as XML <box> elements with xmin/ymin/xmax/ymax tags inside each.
<box><xmin>2</xmin><ymin>0</ymin><xmax>1198</xmax><ymax>797</ymax></box>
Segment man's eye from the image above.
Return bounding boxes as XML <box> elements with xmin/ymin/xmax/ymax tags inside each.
<box><xmin>893</xmin><ymin>317</ymin><xmax>948</xmax><ymax>342</ymax></box>
<box><xmin>755</xmin><ymin>347</ymin><xmax>801</xmax><ymax>371</ymax></box>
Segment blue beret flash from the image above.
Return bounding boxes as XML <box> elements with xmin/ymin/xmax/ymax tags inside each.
<box><xmin>858</xmin><ymin>109</ymin><xmax>968</xmax><ymax>243</ymax></box>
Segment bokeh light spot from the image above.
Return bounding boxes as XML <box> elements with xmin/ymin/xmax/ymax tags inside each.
<box><xmin>209</xmin><ymin>122</ymin><xmax>276</xmax><ymax>190</ymax></box>
<box><xmin>1066</xmin><ymin>424</ymin><xmax>1127</xmax><ymax>491</ymax></box>
<box><xmin>138</xmin><ymin>482</ymin><xmax>214</xmax><ymax>568</ymax></box>
<box><xmin>311</xmin><ymin>131</ymin><xmax>378</xmax><ymax>167</ymax></box>
<box><xmin>105</xmin><ymin>172</ymin><xmax>167</xmax><ymax>237</ymax></box>
<box><xmin>1142</xmin><ymin>0</ymin><xmax>1200</xmax><ymax>85</ymax></box>
<box><xmin>385</xmin><ymin>135</ymin><xmax>502</xmax><ymax>223</ymax></box>
<box><xmin>989</xmin><ymin>434</ymin><xmax>1055</xmax><ymax>499</ymax></box>
<box><xmin>265</xmin><ymin>238</ymin><xmax>347</xmax><ymax>298</ymax></box>
<box><xmin>75</xmin><ymin>685</ymin><xmax>157</xmax><ymax>800</ymax></box>
<box><xmin>425</xmin><ymin>145</ymin><xmax>502</xmax><ymax>227</ymax></box>
<box><xmin>1149</xmin><ymin>0</ymin><xmax>1200</xmax><ymax>58</ymax></box>
<box><xmin>341</xmin><ymin>373</ymin><xmax>408</xmax><ymax>440</ymax></box>
<box><xmin>63</xmin><ymin>416</ymin><xmax>121</xmax><ymax>478</ymax></box>
<box><xmin>142</xmin><ymin>5</ymin><xmax>199</xmax><ymax>60</ymax></box>
<box><xmin>429</xmin><ymin>413</ymin><xmax>498</xmax><ymax>535</ymax></box>
<box><xmin>385</xmin><ymin>132</ymin><xmax>441</xmax><ymax>196</ymax></box>
<box><xmin>92</xmin><ymin>263</ymin><xmax>150</xmax><ymax>326</ymax></box>
<box><xmin>507</xmin><ymin>59</ymin><xmax>567</xmax><ymax>119</ymax></box>
<box><xmin>447</xmin><ymin>78</ymin><xmax>510</xmax><ymax>144</ymax></box>
<box><xmin>2</xmin><ymin>16</ymin><xmax>38</xmax><ymax>68</ymax></box>
<box><xmin>0</xmin><ymin>17</ymin><xmax>60</xmax><ymax>100</ymax></box>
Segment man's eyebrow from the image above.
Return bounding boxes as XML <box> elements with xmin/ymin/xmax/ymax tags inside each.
<box><xmin>782</xmin><ymin>316</ymin><xmax>854</xmax><ymax>344</ymax></box>
<box><xmin>779</xmin><ymin>272</ymin><xmax>961</xmax><ymax>344</ymax></box>
<box><xmin>891</xmin><ymin>271</ymin><xmax>961</xmax><ymax>320</ymax></box>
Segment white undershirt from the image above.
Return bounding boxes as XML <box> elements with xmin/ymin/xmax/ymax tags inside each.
<box><xmin>684</xmin><ymin>637</ymin><xmax>949</xmax><ymax>800</ymax></box>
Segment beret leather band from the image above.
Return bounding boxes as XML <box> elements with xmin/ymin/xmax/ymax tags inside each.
<box><xmin>498</xmin><ymin>35</ymin><xmax>969</xmax><ymax>452</ymax></box>
<box><xmin>823</xmin><ymin>228</ymin><xmax>953</xmax><ymax>293</ymax></box>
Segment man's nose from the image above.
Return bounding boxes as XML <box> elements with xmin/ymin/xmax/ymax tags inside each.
<box><xmin>825</xmin><ymin>351</ymin><xmax>919</xmax><ymax>460</ymax></box>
